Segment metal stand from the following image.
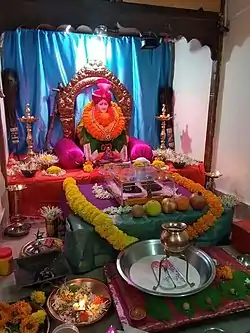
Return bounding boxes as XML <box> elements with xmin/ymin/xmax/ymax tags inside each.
<box><xmin>205</xmin><ymin>171</ymin><xmax>222</xmax><ymax>193</ymax></box>
<box><xmin>153</xmin><ymin>251</ymin><xmax>194</xmax><ymax>290</ymax></box>
<box><xmin>4</xmin><ymin>184</ymin><xmax>31</xmax><ymax>237</ymax></box>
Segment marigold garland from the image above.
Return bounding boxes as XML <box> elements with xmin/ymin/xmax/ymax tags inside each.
<box><xmin>172</xmin><ymin>173</ymin><xmax>224</xmax><ymax>240</ymax></box>
<box><xmin>63</xmin><ymin>177</ymin><xmax>138</xmax><ymax>250</ymax></box>
<box><xmin>63</xmin><ymin>173</ymin><xmax>224</xmax><ymax>249</ymax></box>
<box><xmin>77</xmin><ymin>101</ymin><xmax>125</xmax><ymax>142</ymax></box>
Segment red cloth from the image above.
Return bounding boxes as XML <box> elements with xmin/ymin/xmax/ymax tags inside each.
<box><xmin>8</xmin><ymin>169</ymin><xmax>103</xmax><ymax>217</ymax></box>
<box><xmin>231</xmin><ymin>220</ymin><xmax>250</xmax><ymax>254</ymax></box>
<box><xmin>167</xmin><ymin>162</ymin><xmax>205</xmax><ymax>187</ymax></box>
<box><xmin>7</xmin><ymin>162</ymin><xmax>205</xmax><ymax>217</ymax></box>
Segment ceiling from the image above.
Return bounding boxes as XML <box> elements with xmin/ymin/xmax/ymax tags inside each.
<box><xmin>124</xmin><ymin>0</ymin><xmax>221</xmax><ymax>12</ymax></box>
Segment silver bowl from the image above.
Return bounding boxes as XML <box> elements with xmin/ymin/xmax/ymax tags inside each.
<box><xmin>117</xmin><ymin>239</ymin><xmax>216</xmax><ymax>297</ymax></box>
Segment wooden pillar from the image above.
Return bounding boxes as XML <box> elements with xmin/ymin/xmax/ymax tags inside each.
<box><xmin>204</xmin><ymin>0</ymin><xmax>226</xmax><ymax>172</ymax></box>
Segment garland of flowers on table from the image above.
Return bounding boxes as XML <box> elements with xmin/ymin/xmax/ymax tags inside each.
<box><xmin>63</xmin><ymin>173</ymin><xmax>224</xmax><ymax>250</ymax></box>
<box><xmin>63</xmin><ymin>177</ymin><xmax>138</xmax><ymax>250</ymax></box>
<box><xmin>172</xmin><ymin>172</ymin><xmax>224</xmax><ymax>240</ymax></box>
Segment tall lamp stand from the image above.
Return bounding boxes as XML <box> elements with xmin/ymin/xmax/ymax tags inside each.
<box><xmin>19</xmin><ymin>103</ymin><xmax>38</xmax><ymax>160</ymax></box>
<box><xmin>4</xmin><ymin>185</ymin><xmax>31</xmax><ymax>237</ymax></box>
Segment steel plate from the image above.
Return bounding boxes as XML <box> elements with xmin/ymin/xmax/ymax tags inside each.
<box><xmin>117</xmin><ymin>239</ymin><xmax>216</xmax><ymax>297</ymax></box>
<box><xmin>47</xmin><ymin>278</ymin><xmax>112</xmax><ymax>326</ymax></box>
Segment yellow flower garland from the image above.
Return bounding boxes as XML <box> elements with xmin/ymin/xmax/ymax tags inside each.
<box><xmin>63</xmin><ymin>173</ymin><xmax>224</xmax><ymax>249</ymax></box>
<box><xmin>172</xmin><ymin>173</ymin><xmax>224</xmax><ymax>240</ymax></box>
<box><xmin>63</xmin><ymin>178</ymin><xmax>138</xmax><ymax>250</ymax></box>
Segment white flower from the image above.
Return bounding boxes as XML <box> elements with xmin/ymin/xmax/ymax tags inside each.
<box><xmin>92</xmin><ymin>183</ymin><xmax>114</xmax><ymax>199</ymax></box>
<box><xmin>40</xmin><ymin>205</ymin><xmax>62</xmax><ymax>221</ymax></box>
<box><xmin>152</xmin><ymin>148</ymin><xmax>199</xmax><ymax>166</ymax></box>
<box><xmin>103</xmin><ymin>205</ymin><xmax>132</xmax><ymax>215</ymax></box>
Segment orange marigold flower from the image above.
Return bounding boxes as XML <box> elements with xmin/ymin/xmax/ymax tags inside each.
<box><xmin>10</xmin><ymin>301</ymin><xmax>32</xmax><ymax>324</ymax></box>
<box><xmin>172</xmin><ymin>172</ymin><xmax>223</xmax><ymax>240</ymax></box>
<box><xmin>0</xmin><ymin>302</ymin><xmax>11</xmax><ymax>328</ymax></box>
<box><xmin>216</xmin><ymin>265</ymin><xmax>233</xmax><ymax>280</ymax></box>
<box><xmin>20</xmin><ymin>315</ymin><xmax>39</xmax><ymax>333</ymax></box>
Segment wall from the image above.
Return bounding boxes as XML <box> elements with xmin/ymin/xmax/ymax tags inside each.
<box><xmin>173</xmin><ymin>38</ymin><xmax>212</xmax><ymax>161</ymax></box>
<box><xmin>124</xmin><ymin>0</ymin><xmax>221</xmax><ymax>12</ymax></box>
<box><xmin>213</xmin><ymin>0</ymin><xmax>250</xmax><ymax>204</ymax></box>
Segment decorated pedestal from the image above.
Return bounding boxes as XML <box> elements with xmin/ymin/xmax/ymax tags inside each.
<box><xmin>62</xmin><ymin>176</ymin><xmax>234</xmax><ymax>273</ymax></box>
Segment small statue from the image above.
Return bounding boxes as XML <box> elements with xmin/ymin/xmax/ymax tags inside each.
<box><xmin>77</xmin><ymin>79</ymin><xmax>127</xmax><ymax>162</ymax></box>
<box><xmin>98</xmin><ymin>144</ymin><xmax>121</xmax><ymax>164</ymax></box>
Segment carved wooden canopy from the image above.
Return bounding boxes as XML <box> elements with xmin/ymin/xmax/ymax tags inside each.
<box><xmin>56</xmin><ymin>60</ymin><xmax>132</xmax><ymax>141</ymax></box>
<box><xmin>0</xmin><ymin>0</ymin><xmax>224</xmax><ymax>60</ymax></box>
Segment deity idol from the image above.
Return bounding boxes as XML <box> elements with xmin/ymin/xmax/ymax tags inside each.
<box><xmin>77</xmin><ymin>79</ymin><xmax>128</xmax><ymax>163</ymax></box>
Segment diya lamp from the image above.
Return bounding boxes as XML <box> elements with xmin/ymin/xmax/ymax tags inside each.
<box><xmin>4</xmin><ymin>184</ymin><xmax>31</xmax><ymax>237</ymax></box>
<box><xmin>19</xmin><ymin>103</ymin><xmax>38</xmax><ymax>159</ymax></box>
<box><xmin>205</xmin><ymin>170</ymin><xmax>222</xmax><ymax>193</ymax></box>
<box><xmin>153</xmin><ymin>222</ymin><xmax>194</xmax><ymax>291</ymax></box>
<box><xmin>156</xmin><ymin>104</ymin><xmax>172</xmax><ymax>151</ymax></box>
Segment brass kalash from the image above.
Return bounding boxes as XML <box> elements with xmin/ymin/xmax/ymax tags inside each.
<box><xmin>153</xmin><ymin>222</ymin><xmax>195</xmax><ymax>290</ymax></box>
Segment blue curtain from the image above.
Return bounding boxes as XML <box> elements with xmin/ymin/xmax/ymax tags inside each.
<box><xmin>2</xmin><ymin>29</ymin><xmax>172</xmax><ymax>153</ymax></box>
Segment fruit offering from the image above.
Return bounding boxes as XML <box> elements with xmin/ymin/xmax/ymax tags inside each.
<box><xmin>131</xmin><ymin>205</ymin><xmax>145</xmax><ymax>218</ymax></box>
<box><xmin>144</xmin><ymin>200</ymin><xmax>162</xmax><ymax>217</ymax></box>
<box><xmin>174</xmin><ymin>196</ymin><xmax>190</xmax><ymax>211</ymax></box>
<box><xmin>161</xmin><ymin>198</ymin><xmax>177</xmax><ymax>214</ymax></box>
<box><xmin>189</xmin><ymin>192</ymin><xmax>207</xmax><ymax>210</ymax></box>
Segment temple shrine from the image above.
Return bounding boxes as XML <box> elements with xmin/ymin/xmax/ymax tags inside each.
<box><xmin>0</xmin><ymin>1</ymin><xmax>250</xmax><ymax>333</ymax></box>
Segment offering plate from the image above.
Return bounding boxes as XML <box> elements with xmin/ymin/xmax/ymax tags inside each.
<box><xmin>117</xmin><ymin>239</ymin><xmax>216</xmax><ymax>297</ymax></box>
<box><xmin>47</xmin><ymin>278</ymin><xmax>111</xmax><ymax>326</ymax></box>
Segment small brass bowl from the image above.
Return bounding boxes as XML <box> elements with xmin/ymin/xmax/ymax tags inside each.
<box><xmin>21</xmin><ymin>169</ymin><xmax>37</xmax><ymax>178</ymax></box>
<box><xmin>173</xmin><ymin>162</ymin><xmax>185</xmax><ymax>169</ymax></box>
<box><xmin>129</xmin><ymin>307</ymin><xmax>146</xmax><ymax>321</ymax></box>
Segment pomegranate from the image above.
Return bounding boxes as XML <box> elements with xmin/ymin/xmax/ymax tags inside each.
<box><xmin>190</xmin><ymin>192</ymin><xmax>207</xmax><ymax>210</ymax></box>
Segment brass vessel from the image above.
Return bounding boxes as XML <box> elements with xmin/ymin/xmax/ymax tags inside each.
<box><xmin>153</xmin><ymin>222</ymin><xmax>194</xmax><ymax>291</ymax></box>
<box><xmin>160</xmin><ymin>222</ymin><xmax>189</xmax><ymax>255</ymax></box>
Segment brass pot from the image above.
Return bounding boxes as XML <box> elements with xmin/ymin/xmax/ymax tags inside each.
<box><xmin>160</xmin><ymin>222</ymin><xmax>189</xmax><ymax>254</ymax></box>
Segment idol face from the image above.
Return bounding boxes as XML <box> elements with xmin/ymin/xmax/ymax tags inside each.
<box><xmin>97</xmin><ymin>99</ymin><xmax>109</xmax><ymax>113</ymax></box>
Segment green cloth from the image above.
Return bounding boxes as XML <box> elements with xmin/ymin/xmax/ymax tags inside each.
<box><xmin>80</xmin><ymin>127</ymin><xmax>127</xmax><ymax>153</ymax></box>
<box><xmin>64</xmin><ymin>208</ymin><xmax>234</xmax><ymax>273</ymax></box>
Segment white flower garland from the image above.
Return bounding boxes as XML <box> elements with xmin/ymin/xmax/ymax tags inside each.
<box><xmin>153</xmin><ymin>148</ymin><xmax>199</xmax><ymax>166</ymax></box>
<box><xmin>103</xmin><ymin>205</ymin><xmax>132</xmax><ymax>215</ymax></box>
<box><xmin>92</xmin><ymin>183</ymin><xmax>114</xmax><ymax>199</ymax></box>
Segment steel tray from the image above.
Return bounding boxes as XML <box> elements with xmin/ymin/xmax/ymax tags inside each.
<box><xmin>117</xmin><ymin>239</ymin><xmax>216</xmax><ymax>297</ymax></box>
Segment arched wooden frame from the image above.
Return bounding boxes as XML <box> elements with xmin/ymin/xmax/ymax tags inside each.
<box><xmin>55</xmin><ymin>60</ymin><xmax>132</xmax><ymax>141</ymax></box>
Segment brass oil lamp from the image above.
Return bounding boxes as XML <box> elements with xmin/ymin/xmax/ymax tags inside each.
<box><xmin>153</xmin><ymin>222</ymin><xmax>194</xmax><ymax>290</ymax></box>
<box><xmin>19</xmin><ymin>103</ymin><xmax>38</xmax><ymax>158</ymax></box>
<box><xmin>156</xmin><ymin>104</ymin><xmax>172</xmax><ymax>151</ymax></box>
<box><xmin>205</xmin><ymin>170</ymin><xmax>222</xmax><ymax>193</ymax></box>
